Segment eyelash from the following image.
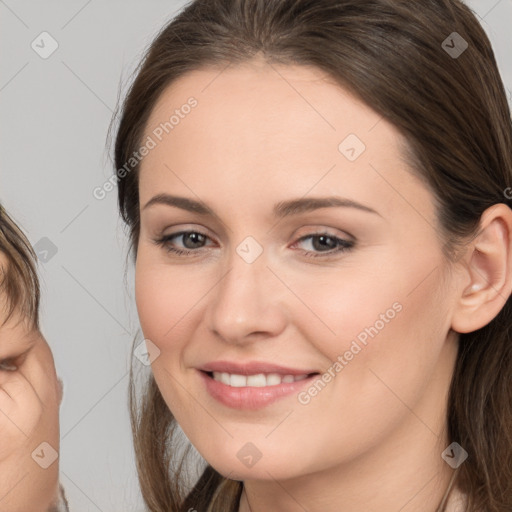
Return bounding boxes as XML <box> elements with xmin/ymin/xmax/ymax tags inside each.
<box><xmin>154</xmin><ymin>230</ymin><xmax>354</xmax><ymax>259</ymax></box>
<box><xmin>0</xmin><ymin>358</ymin><xmax>18</xmax><ymax>372</ymax></box>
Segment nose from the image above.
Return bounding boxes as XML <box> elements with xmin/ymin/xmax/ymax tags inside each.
<box><xmin>205</xmin><ymin>246</ymin><xmax>288</xmax><ymax>345</ymax></box>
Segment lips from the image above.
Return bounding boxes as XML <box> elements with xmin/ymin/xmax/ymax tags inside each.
<box><xmin>197</xmin><ymin>360</ymin><xmax>320</xmax><ymax>410</ymax></box>
<box><xmin>199</xmin><ymin>360</ymin><xmax>319</xmax><ymax>376</ymax></box>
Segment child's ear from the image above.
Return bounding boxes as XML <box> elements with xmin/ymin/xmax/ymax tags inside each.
<box><xmin>451</xmin><ymin>203</ymin><xmax>512</xmax><ymax>334</ymax></box>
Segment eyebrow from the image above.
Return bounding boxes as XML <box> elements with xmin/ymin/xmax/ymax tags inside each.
<box><xmin>142</xmin><ymin>194</ymin><xmax>381</xmax><ymax>218</ymax></box>
<box><xmin>0</xmin><ymin>330</ymin><xmax>38</xmax><ymax>352</ymax></box>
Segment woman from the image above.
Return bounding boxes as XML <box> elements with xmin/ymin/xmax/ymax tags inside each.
<box><xmin>112</xmin><ymin>0</ymin><xmax>512</xmax><ymax>510</ymax></box>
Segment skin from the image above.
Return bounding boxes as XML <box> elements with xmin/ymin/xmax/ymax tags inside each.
<box><xmin>0</xmin><ymin>300</ymin><xmax>61</xmax><ymax>512</ymax></box>
<box><xmin>134</xmin><ymin>55</ymin><xmax>512</xmax><ymax>511</ymax></box>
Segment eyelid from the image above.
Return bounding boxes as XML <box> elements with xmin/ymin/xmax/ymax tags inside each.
<box><xmin>0</xmin><ymin>347</ymin><xmax>31</xmax><ymax>372</ymax></box>
<box><xmin>0</xmin><ymin>359</ymin><xmax>18</xmax><ymax>371</ymax></box>
<box><xmin>160</xmin><ymin>225</ymin><xmax>215</xmax><ymax>241</ymax></box>
<box><xmin>160</xmin><ymin>224</ymin><xmax>353</xmax><ymax>243</ymax></box>
<box><xmin>291</xmin><ymin>224</ymin><xmax>354</xmax><ymax>241</ymax></box>
<box><xmin>290</xmin><ymin>233</ymin><xmax>354</xmax><ymax>257</ymax></box>
<box><xmin>160</xmin><ymin>229</ymin><xmax>217</xmax><ymax>248</ymax></box>
<box><xmin>156</xmin><ymin>227</ymin><xmax>355</xmax><ymax>260</ymax></box>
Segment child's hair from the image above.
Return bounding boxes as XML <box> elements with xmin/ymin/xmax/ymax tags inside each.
<box><xmin>0</xmin><ymin>204</ymin><xmax>40</xmax><ymax>329</ymax></box>
<box><xmin>112</xmin><ymin>0</ymin><xmax>512</xmax><ymax>510</ymax></box>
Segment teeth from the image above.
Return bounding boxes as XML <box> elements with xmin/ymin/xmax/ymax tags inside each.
<box><xmin>266</xmin><ymin>373</ymin><xmax>282</xmax><ymax>386</ymax></box>
<box><xmin>247</xmin><ymin>374</ymin><xmax>266</xmax><ymax>387</ymax></box>
<box><xmin>230</xmin><ymin>374</ymin><xmax>247</xmax><ymax>387</ymax></box>
<box><xmin>211</xmin><ymin>372</ymin><xmax>310</xmax><ymax>387</ymax></box>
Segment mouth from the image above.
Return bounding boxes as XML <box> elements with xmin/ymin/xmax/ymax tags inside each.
<box><xmin>205</xmin><ymin>370</ymin><xmax>315</xmax><ymax>387</ymax></box>
<box><xmin>198</xmin><ymin>368</ymin><xmax>321</xmax><ymax>410</ymax></box>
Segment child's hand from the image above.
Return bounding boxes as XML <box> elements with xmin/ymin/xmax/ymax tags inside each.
<box><xmin>0</xmin><ymin>320</ymin><xmax>62</xmax><ymax>512</ymax></box>
<box><xmin>0</xmin><ymin>357</ymin><xmax>45</xmax><ymax>460</ymax></box>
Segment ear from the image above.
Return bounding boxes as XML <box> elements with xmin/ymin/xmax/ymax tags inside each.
<box><xmin>451</xmin><ymin>203</ymin><xmax>512</xmax><ymax>334</ymax></box>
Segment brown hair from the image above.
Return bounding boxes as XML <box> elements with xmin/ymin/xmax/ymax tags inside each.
<box><xmin>112</xmin><ymin>0</ymin><xmax>512</xmax><ymax>510</ymax></box>
<box><xmin>0</xmin><ymin>204</ymin><xmax>40</xmax><ymax>329</ymax></box>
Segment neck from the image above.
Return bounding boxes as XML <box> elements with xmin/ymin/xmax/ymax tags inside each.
<box><xmin>238</xmin><ymin>415</ymin><xmax>459</xmax><ymax>512</ymax></box>
<box><xmin>237</xmin><ymin>328</ymin><xmax>463</xmax><ymax>512</ymax></box>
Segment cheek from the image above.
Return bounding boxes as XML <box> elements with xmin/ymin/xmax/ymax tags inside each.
<box><xmin>274</xmin><ymin>262</ymin><xmax>451</xmax><ymax>470</ymax></box>
<box><xmin>282</xmin><ymin>262</ymin><xmax>405</xmax><ymax>362</ymax></box>
<box><xmin>134</xmin><ymin>253</ymin><xmax>217</xmax><ymax>421</ymax></box>
<box><xmin>135</xmin><ymin>264</ymin><xmax>169</xmax><ymax>341</ymax></box>
<box><xmin>134</xmin><ymin>254</ymin><xmax>207</xmax><ymax>354</ymax></box>
<box><xmin>291</xmin><ymin>251</ymin><xmax>450</xmax><ymax>400</ymax></box>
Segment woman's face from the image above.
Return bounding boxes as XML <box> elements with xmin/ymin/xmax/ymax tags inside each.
<box><xmin>135</xmin><ymin>58</ymin><xmax>461</xmax><ymax>481</ymax></box>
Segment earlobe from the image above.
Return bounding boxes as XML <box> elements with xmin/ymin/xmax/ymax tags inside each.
<box><xmin>451</xmin><ymin>203</ymin><xmax>512</xmax><ymax>334</ymax></box>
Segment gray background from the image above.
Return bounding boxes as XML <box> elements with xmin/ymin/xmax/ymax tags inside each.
<box><xmin>1</xmin><ymin>1</ymin><xmax>511</xmax><ymax>510</ymax></box>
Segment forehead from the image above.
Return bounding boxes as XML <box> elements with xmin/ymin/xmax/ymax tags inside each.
<box><xmin>0</xmin><ymin>252</ymin><xmax>34</xmax><ymax>325</ymax></box>
<box><xmin>138</xmin><ymin>59</ymin><xmax>428</xmax><ymax>219</ymax></box>
<box><xmin>0</xmin><ymin>312</ymin><xmax>38</xmax><ymax>350</ymax></box>
<box><xmin>144</xmin><ymin>58</ymin><xmax>391</xmax><ymax>153</ymax></box>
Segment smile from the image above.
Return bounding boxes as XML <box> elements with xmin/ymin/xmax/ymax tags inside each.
<box><xmin>198</xmin><ymin>367</ymin><xmax>320</xmax><ymax>410</ymax></box>
<box><xmin>211</xmin><ymin>372</ymin><xmax>310</xmax><ymax>387</ymax></box>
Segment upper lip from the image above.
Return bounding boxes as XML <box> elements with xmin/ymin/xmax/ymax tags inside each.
<box><xmin>198</xmin><ymin>360</ymin><xmax>319</xmax><ymax>376</ymax></box>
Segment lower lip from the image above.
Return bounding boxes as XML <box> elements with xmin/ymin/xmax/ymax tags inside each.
<box><xmin>198</xmin><ymin>370</ymin><xmax>318</xmax><ymax>410</ymax></box>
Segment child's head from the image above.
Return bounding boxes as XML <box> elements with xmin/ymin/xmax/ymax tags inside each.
<box><xmin>0</xmin><ymin>203</ymin><xmax>63</xmax><ymax>511</ymax></box>
<box><xmin>0</xmin><ymin>204</ymin><xmax>40</xmax><ymax>330</ymax></box>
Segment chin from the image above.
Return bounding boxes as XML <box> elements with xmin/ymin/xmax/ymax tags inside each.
<box><xmin>196</xmin><ymin>443</ymin><xmax>311</xmax><ymax>482</ymax></box>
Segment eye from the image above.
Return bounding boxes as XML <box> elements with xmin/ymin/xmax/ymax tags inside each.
<box><xmin>0</xmin><ymin>358</ymin><xmax>18</xmax><ymax>372</ymax></box>
<box><xmin>153</xmin><ymin>229</ymin><xmax>354</xmax><ymax>258</ymax></box>
<box><xmin>154</xmin><ymin>230</ymin><xmax>215</xmax><ymax>256</ymax></box>
<box><xmin>292</xmin><ymin>233</ymin><xmax>354</xmax><ymax>258</ymax></box>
